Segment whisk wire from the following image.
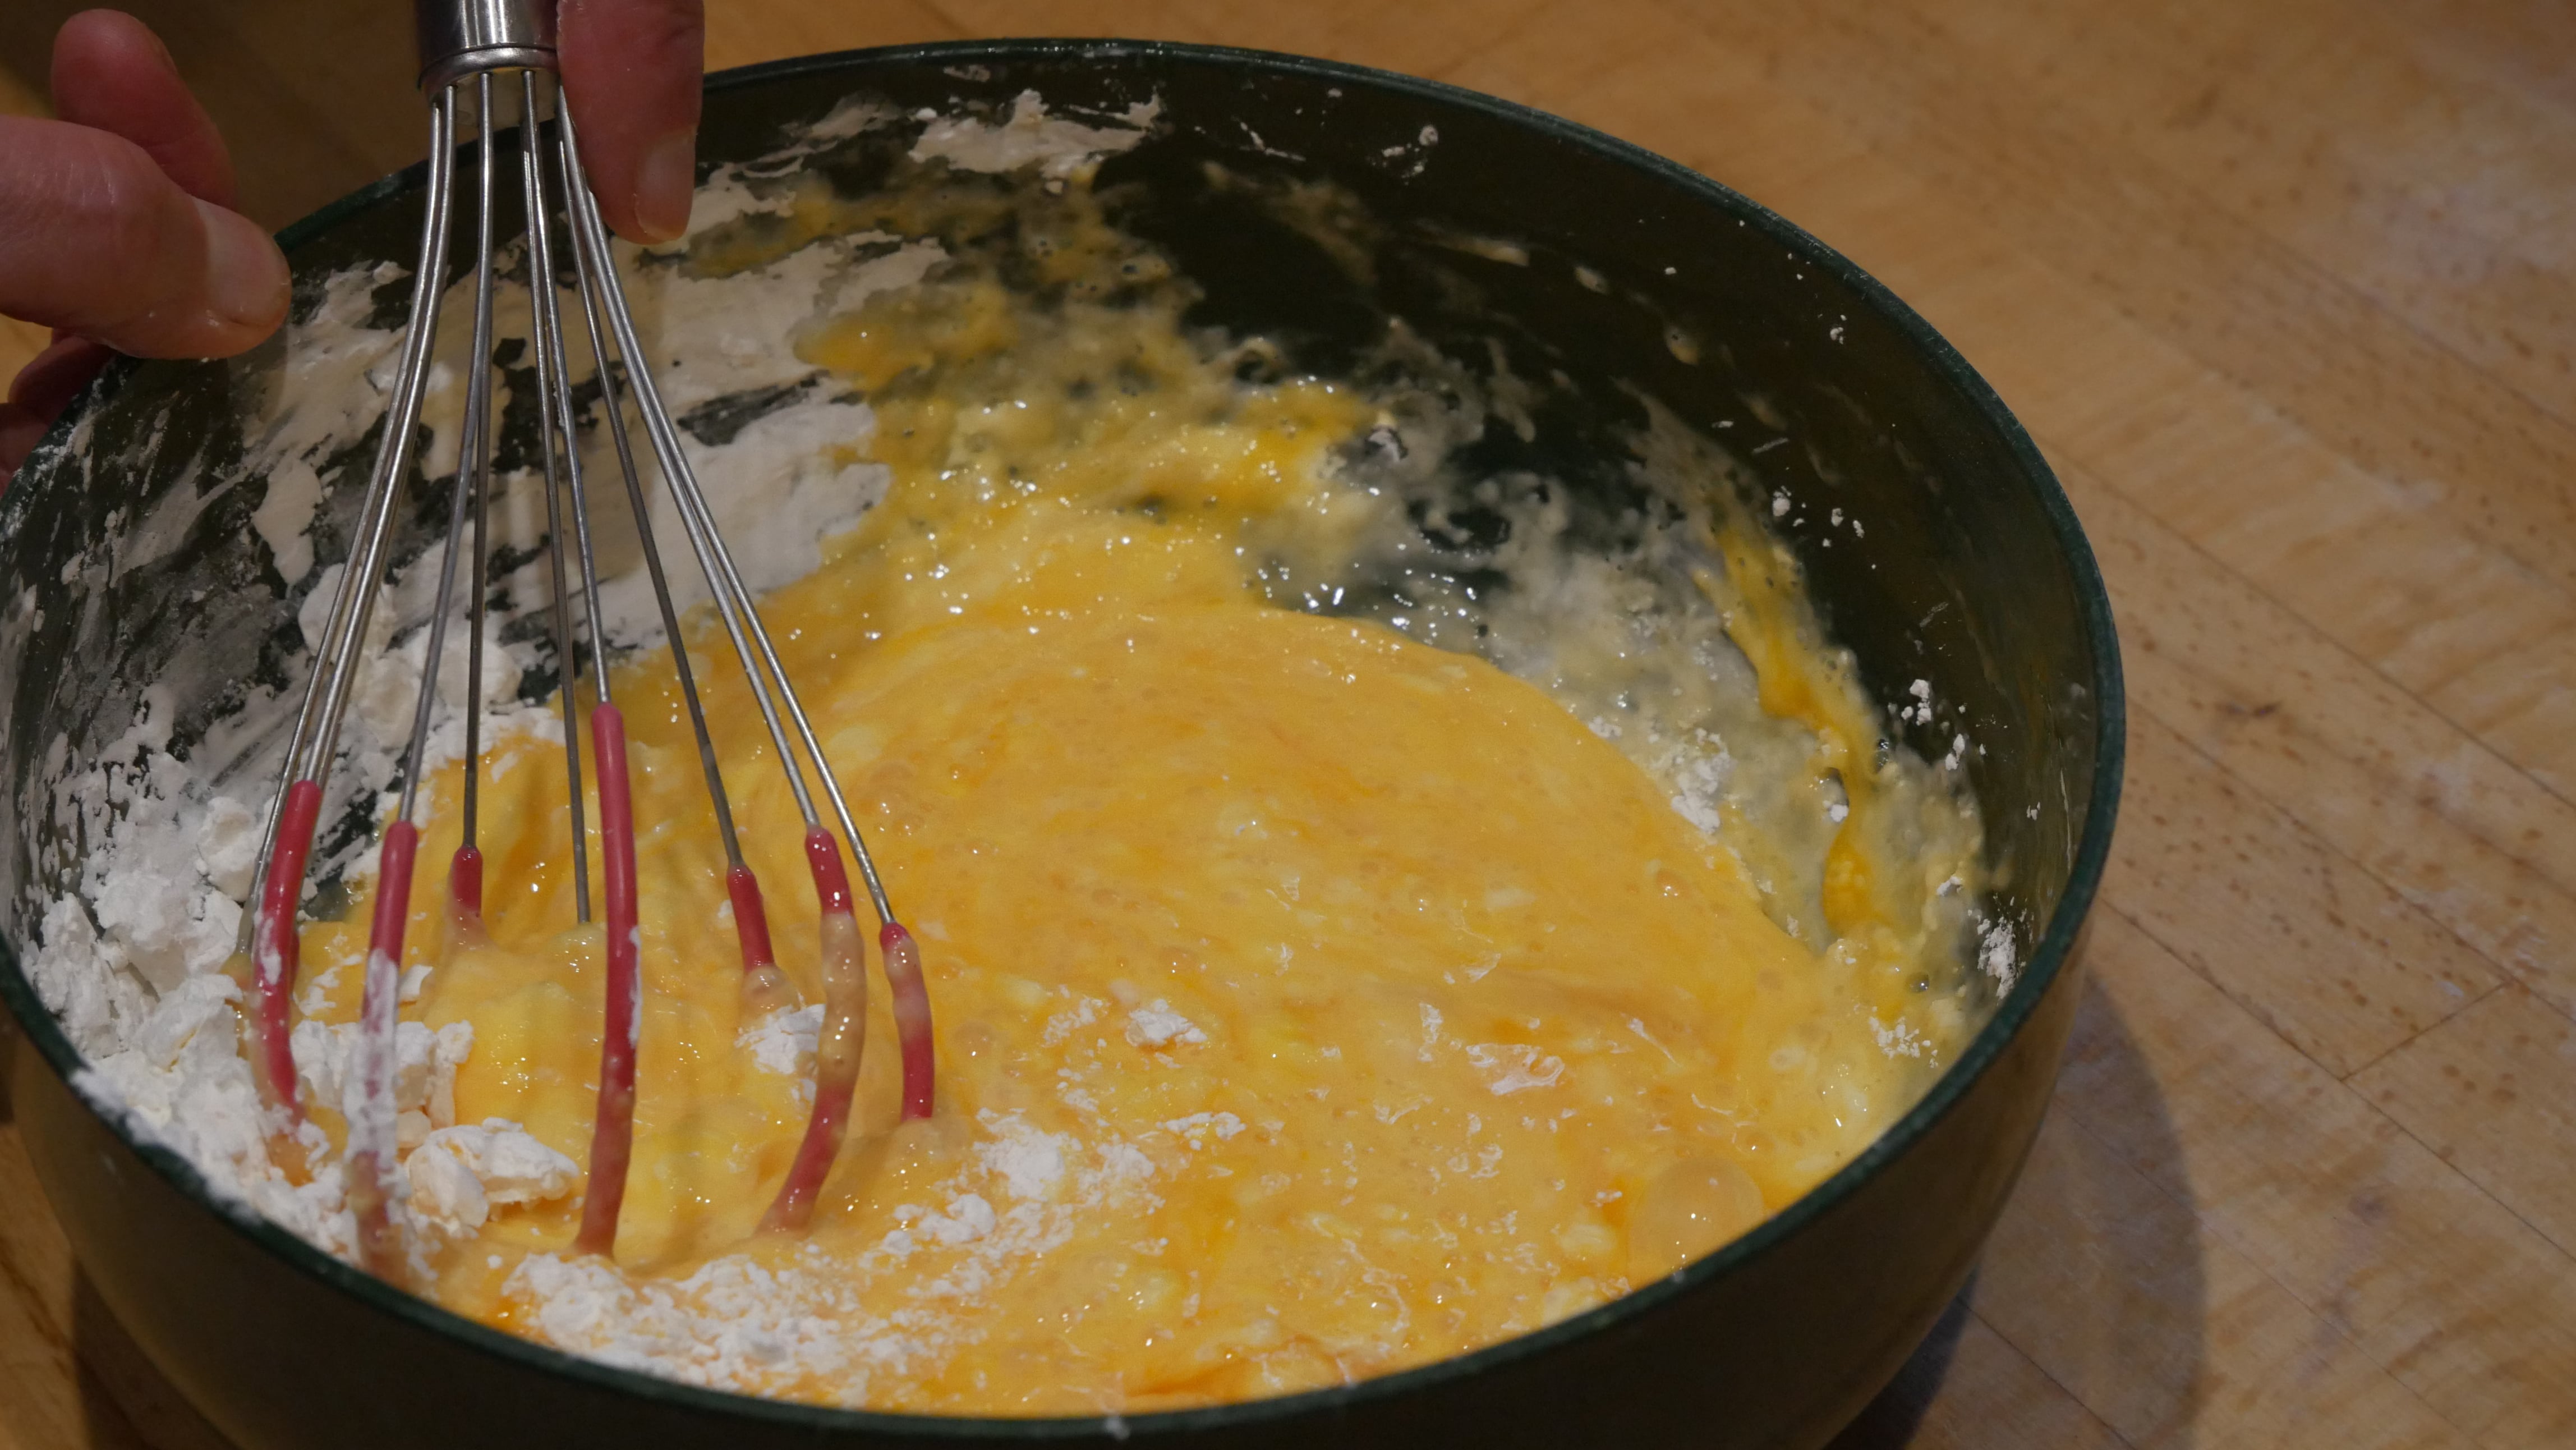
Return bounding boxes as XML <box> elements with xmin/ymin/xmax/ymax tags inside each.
<box><xmin>552</xmin><ymin>107</ymin><xmax>938</xmax><ymax>1201</ymax></box>
<box><xmin>539</xmin><ymin>82</ymin><xmax>801</xmax><ymax>1018</ymax></box>
<box><xmin>349</xmin><ymin>72</ymin><xmax>513</xmax><ymax>1278</ymax></box>
<box><xmin>238</xmin><ymin>89</ymin><xmax>460</xmax><ymax>1126</ymax></box>
<box><xmin>551</xmin><ymin>176</ymin><xmax>751</xmax><ymax>878</ymax></box>
<box><xmin>519</xmin><ymin>86</ymin><xmax>615</xmax><ymax>723</ymax></box>
<box><xmin>517</xmin><ymin>68</ymin><xmax>592</xmax><ymax>924</ymax></box>
<box><xmin>555</xmin><ymin>99</ymin><xmax>937</xmax><ymax>1213</ymax></box>
<box><xmin>456</xmin><ymin>77</ymin><xmax>500</xmax><ymax>917</ymax></box>
<box><xmin>239</xmin><ymin>25</ymin><xmax>939</xmax><ymax>1264</ymax></box>
<box><xmin>554</xmin><ymin>109</ymin><xmax>889</xmax><ymax>922</ymax></box>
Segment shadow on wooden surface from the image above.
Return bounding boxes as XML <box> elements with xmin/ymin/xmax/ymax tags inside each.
<box><xmin>1829</xmin><ymin>977</ymin><xmax>2204</xmax><ymax>1448</ymax></box>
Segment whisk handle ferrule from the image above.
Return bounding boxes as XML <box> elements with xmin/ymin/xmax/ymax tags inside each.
<box><xmin>416</xmin><ymin>0</ymin><xmax>557</xmax><ymax>91</ymax></box>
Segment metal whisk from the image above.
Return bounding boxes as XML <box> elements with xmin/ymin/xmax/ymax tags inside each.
<box><xmin>223</xmin><ymin>0</ymin><xmax>936</xmax><ymax>1280</ymax></box>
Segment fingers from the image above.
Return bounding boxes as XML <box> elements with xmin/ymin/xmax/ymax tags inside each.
<box><xmin>0</xmin><ymin>10</ymin><xmax>283</xmax><ymax>361</ymax></box>
<box><xmin>51</xmin><ymin>10</ymin><xmax>237</xmax><ymax>207</ymax></box>
<box><xmin>0</xmin><ymin>116</ymin><xmax>289</xmax><ymax>358</ymax></box>
<box><xmin>2</xmin><ymin>12</ymin><xmax>278</xmax><ymax>485</ymax></box>
<box><xmin>0</xmin><ymin>337</ymin><xmax>114</xmax><ymax>484</ymax></box>
<box><xmin>558</xmin><ymin>0</ymin><xmax>705</xmax><ymax>243</ymax></box>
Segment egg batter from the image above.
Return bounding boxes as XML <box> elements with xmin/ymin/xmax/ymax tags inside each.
<box><xmin>277</xmin><ymin>149</ymin><xmax>1988</xmax><ymax>1413</ymax></box>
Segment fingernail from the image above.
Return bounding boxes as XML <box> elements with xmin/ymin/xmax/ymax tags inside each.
<box><xmin>196</xmin><ymin>200</ymin><xmax>290</xmax><ymax>331</ymax></box>
<box><xmin>634</xmin><ymin>130</ymin><xmax>698</xmax><ymax>243</ymax></box>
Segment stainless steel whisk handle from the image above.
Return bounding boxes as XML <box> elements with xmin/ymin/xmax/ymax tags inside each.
<box><xmin>416</xmin><ymin>0</ymin><xmax>558</xmax><ymax>91</ymax></box>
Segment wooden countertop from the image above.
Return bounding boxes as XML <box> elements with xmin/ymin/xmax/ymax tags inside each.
<box><xmin>4</xmin><ymin>2</ymin><xmax>2573</xmax><ymax>1446</ymax></box>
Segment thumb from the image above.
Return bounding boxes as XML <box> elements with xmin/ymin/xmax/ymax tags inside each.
<box><xmin>558</xmin><ymin>0</ymin><xmax>705</xmax><ymax>244</ymax></box>
<box><xmin>0</xmin><ymin>116</ymin><xmax>288</xmax><ymax>359</ymax></box>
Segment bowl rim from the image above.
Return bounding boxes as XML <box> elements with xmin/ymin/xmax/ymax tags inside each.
<box><xmin>0</xmin><ymin>35</ymin><xmax>2126</xmax><ymax>1440</ymax></box>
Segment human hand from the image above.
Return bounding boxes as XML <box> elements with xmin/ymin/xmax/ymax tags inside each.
<box><xmin>2</xmin><ymin>2</ymin><xmax>708</xmax><ymax>485</ymax></box>
<box><xmin>558</xmin><ymin>0</ymin><xmax>707</xmax><ymax>244</ymax></box>
<box><xmin>0</xmin><ymin>10</ymin><xmax>290</xmax><ymax>484</ymax></box>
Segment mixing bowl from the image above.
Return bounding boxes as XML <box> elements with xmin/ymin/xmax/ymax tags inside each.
<box><xmin>0</xmin><ymin>39</ymin><xmax>2120</xmax><ymax>1449</ymax></box>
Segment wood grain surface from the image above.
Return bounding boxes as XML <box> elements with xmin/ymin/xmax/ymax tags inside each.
<box><xmin>4</xmin><ymin>1</ymin><xmax>2573</xmax><ymax>1446</ymax></box>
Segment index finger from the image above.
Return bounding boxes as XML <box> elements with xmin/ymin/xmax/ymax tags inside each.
<box><xmin>52</xmin><ymin>9</ymin><xmax>237</xmax><ymax>208</ymax></box>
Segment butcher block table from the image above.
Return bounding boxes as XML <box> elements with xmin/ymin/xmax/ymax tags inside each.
<box><xmin>3</xmin><ymin>1</ymin><xmax>2573</xmax><ymax>1446</ymax></box>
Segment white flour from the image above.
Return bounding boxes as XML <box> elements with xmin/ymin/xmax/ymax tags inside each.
<box><xmin>1123</xmin><ymin>1000</ymin><xmax>1206</xmax><ymax>1049</ymax></box>
<box><xmin>407</xmin><ymin>1119</ymin><xmax>581</xmax><ymax>1235</ymax></box>
<box><xmin>910</xmin><ymin>91</ymin><xmax>1160</xmax><ymax>179</ymax></box>
<box><xmin>499</xmin><ymin>1110</ymin><xmax>1156</xmax><ymax>1405</ymax></box>
<box><xmin>25</xmin><ymin>139</ymin><xmax>958</xmax><ymax>1265</ymax></box>
<box><xmin>738</xmin><ymin>1002</ymin><xmax>824</xmax><ymax>1078</ymax></box>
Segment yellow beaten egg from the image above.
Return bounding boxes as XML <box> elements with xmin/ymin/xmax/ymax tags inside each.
<box><xmin>279</xmin><ymin>154</ymin><xmax>1986</xmax><ymax>1414</ymax></box>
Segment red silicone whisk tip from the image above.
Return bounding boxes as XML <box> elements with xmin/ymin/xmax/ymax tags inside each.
<box><xmin>376</xmin><ymin>823</ymin><xmax>422</xmax><ymax>948</ymax></box>
<box><xmin>346</xmin><ymin>819</ymin><xmax>422</xmax><ymax>1283</ymax></box>
<box><xmin>728</xmin><ymin>866</ymin><xmax>799</xmax><ymax>1016</ymax></box>
<box><xmin>574</xmin><ymin>704</ymin><xmax>641</xmax><ymax>1259</ymax></box>
<box><xmin>449</xmin><ymin>843</ymin><xmax>484</xmax><ymax>917</ymax></box>
<box><xmin>881</xmin><ymin>921</ymin><xmax>936</xmax><ymax>1122</ymax></box>
<box><xmin>802</xmin><ymin>828</ymin><xmax>853</xmax><ymax>912</ymax></box>
<box><xmin>725</xmin><ymin>865</ymin><xmax>779</xmax><ymax>969</ymax></box>
<box><xmin>765</xmin><ymin>838</ymin><xmax>870</xmax><ymax>1234</ymax></box>
<box><xmin>250</xmin><ymin>779</ymin><xmax>325</xmax><ymax>1124</ymax></box>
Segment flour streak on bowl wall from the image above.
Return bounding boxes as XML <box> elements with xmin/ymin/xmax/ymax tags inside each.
<box><xmin>0</xmin><ymin>40</ymin><xmax>2119</xmax><ymax>1450</ymax></box>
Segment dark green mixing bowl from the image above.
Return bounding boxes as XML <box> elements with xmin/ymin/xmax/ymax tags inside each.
<box><xmin>0</xmin><ymin>39</ymin><xmax>2120</xmax><ymax>1449</ymax></box>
